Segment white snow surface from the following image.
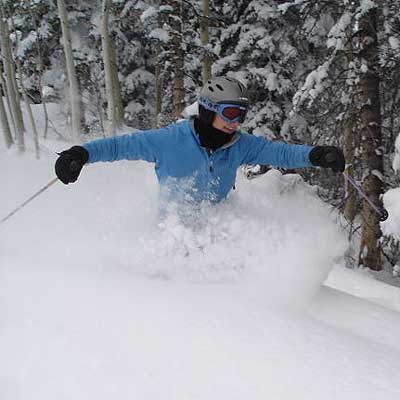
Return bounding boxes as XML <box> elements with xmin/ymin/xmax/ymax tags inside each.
<box><xmin>1</xmin><ymin>128</ymin><xmax>400</xmax><ymax>399</ymax></box>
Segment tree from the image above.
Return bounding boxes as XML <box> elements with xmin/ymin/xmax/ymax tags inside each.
<box><xmin>154</xmin><ymin>42</ymin><xmax>162</xmax><ymax>126</ymax></box>
<box><xmin>101</xmin><ymin>0</ymin><xmax>124</xmax><ymax>136</ymax></box>
<box><xmin>7</xmin><ymin>0</ymin><xmax>61</xmax><ymax>139</ymax></box>
<box><xmin>281</xmin><ymin>0</ymin><xmax>389</xmax><ymax>271</ymax></box>
<box><xmin>141</xmin><ymin>1</ymin><xmax>184</xmax><ymax>125</ymax></box>
<box><xmin>115</xmin><ymin>0</ymin><xmax>155</xmax><ymax>129</ymax></box>
<box><xmin>0</xmin><ymin>63</ymin><xmax>12</xmax><ymax>148</ymax></box>
<box><xmin>200</xmin><ymin>0</ymin><xmax>211</xmax><ymax>83</ymax></box>
<box><xmin>357</xmin><ymin>5</ymin><xmax>384</xmax><ymax>271</ymax></box>
<box><xmin>0</xmin><ymin>1</ymin><xmax>25</xmax><ymax>152</ymax></box>
<box><xmin>56</xmin><ymin>0</ymin><xmax>82</xmax><ymax>139</ymax></box>
<box><xmin>163</xmin><ymin>0</ymin><xmax>185</xmax><ymax>119</ymax></box>
<box><xmin>11</xmin><ymin>16</ymin><xmax>41</xmax><ymax>159</ymax></box>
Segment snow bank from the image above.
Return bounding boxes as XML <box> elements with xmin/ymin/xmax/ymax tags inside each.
<box><xmin>3</xmin><ymin>149</ymin><xmax>400</xmax><ymax>400</ymax></box>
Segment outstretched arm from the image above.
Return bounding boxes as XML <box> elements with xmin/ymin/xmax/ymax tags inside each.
<box><xmin>240</xmin><ymin>134</ymin><xmax>313</xmax><ymax>169</ymax></box>
<box><xmin>55</xmin><ymin>127</ymin><xmax>172</xmax><ymax>184</ymax></box>
<box><xmin>240</xmin><ymin>134</ymin><xmax>344</xmax><ymax>172</ymax></box>
<box><xmin>83</xmin><ymin>128</ymin><xmax>170</xmax><ymax>163</ymax></box>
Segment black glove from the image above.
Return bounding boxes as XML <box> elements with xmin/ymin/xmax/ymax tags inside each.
<box><xmin>309</xmin><ymin>146</ymin><xmax>345</xmax><ymax>173</ymax></box>
<box><xmin>55</xmin><ymin>146</ymin><xmax>89</xmax><ymax>184</ymax></box>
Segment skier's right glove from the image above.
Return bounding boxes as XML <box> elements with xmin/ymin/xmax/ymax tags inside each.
<box><xmin>55</xmin><ymin>146</ymin><xmax>89</xmax><ymax>184</ymax></box>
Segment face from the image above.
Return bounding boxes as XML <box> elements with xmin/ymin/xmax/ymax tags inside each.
<box><xmin>212</xmin><ymin>114</ymin><xmax>241</xmax><ymax>134</ymax></box>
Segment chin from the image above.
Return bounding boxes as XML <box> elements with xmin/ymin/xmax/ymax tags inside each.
<box><xmin>223</xmin><ymin>127</ymin><xmax>236</xmax><ymax>134</ymax></box>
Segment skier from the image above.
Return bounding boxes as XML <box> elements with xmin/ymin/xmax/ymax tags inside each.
<box><xmin>55</xmin><ymin>76</ymin><xmax>345</xmax><ymax>205</ymax></box>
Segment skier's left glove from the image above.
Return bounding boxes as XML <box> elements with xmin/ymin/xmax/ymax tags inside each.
<box><xmin>309</xmin><ymin>146</ymin><xmax>345</xmax><ymax>173</ymax></box>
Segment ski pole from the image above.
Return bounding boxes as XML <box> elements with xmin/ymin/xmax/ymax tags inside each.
<box><xmin>1</xmin><ymin>177</ymin><xmax>59</xmax><ymax>225</ymax></box>
<box><xmin>343</xmin><ymin>173</ymin><xmax>389</xmax><ymax>222</ymax></box>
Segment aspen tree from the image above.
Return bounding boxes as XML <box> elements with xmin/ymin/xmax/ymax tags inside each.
<box><xmin>0</xmin><ymin>2</ymin><xmax>24</xmax><ymax>152</ymax></box>
<box><xmin>0</xmin><ymin>64</ymin><xmax>12</xmax><ymax>148</ymax></box>
<box><xmin>101</xmin><ymin>0</ymin><xmax>124</xmax><ymax>136</ymax></box>
<box><xmin>57</xmin><ymin>0</ymin><xmax>82</xmax><ymax>139</ymax></box>
<box><xmin>10</xmin><ymin>14</ymin><xmax>40</xmax><ymax>158</ymax></box>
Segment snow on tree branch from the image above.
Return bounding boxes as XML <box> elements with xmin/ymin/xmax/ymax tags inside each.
<box><xmin>293</xmin><ymin>61</ymin><xmax>331</xmax><ymax>109</ymax></box>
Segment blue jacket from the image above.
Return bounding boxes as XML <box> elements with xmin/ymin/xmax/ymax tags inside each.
<box><xmin>83</xmin><ymin>119</ymin><xmax>314</xmax><ymax>203</ymax></box>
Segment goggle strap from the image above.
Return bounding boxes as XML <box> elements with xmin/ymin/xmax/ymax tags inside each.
<box><xmin>198</xmin><ymin>97</ymin><xmax>246</xmax><ymax>111</ymax></box>
<box><xmin>198</xmin><ymin>97</ymin><xmax>218</xmax><ymax>112</ymax></box>
<box><xmin>198</xmin><ymin>97</ymin><xmax>247</xmax><ymax>123</ymax></box>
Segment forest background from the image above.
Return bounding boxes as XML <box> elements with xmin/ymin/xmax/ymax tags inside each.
<box><xmin>1</xmin><ymin>0</ymin><xmax>400</xmax><ymax>278</ymax></box>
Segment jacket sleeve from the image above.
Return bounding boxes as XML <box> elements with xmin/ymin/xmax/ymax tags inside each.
<box><xmin>240</xmin><ymin>134</ymin><xmax>314</xmax><ymax>169</ymax></box>
<box><xmin>83</xmin><ymin>127</ymin><xmax>172</xmax><ymax>164</ymax></box>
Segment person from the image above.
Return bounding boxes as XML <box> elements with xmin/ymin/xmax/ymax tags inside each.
<box><xmin>55</xmin><ymin>76</ymin><xmax>345</xmax><ymax>206</ymax></box>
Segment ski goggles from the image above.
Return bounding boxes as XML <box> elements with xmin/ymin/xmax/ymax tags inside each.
<box><xmin>198</xmin><ymin>97</ymin><xmax>248</xmax><ymax>123</ymax></box>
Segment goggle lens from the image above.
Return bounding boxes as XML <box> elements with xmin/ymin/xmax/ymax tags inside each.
<box><xmin>222</xmin><ymin>107</ymin><xmax>244</xmax><ymax>120</ymax></box>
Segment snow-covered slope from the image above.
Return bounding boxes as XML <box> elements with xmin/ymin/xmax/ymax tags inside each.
<box><xmin>1</xmin><ymin>146</ymin><xmax>400</xmax><ymax>400</ymax></box>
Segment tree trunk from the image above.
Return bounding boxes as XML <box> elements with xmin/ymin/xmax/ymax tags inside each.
<box><xmin>0</xmin><ymin>3</ymin><xmax>24</xmax><ymax>152</ymax></box>
<box><xmin>0</xmin><ymin>95</ymin><xmax>12</xmax><ymax>147</ymax></box>
<box><xmin>343</xmin><ymin>116</ymin><xmax>357</xmax><ymax>223</ymax></box>
<box><xmin>101</xmin><ymin>0</ymin><xmax>123</xmax><ymax>136</ymax></box>
<box><xmin>0</xmin><ymin>69</ymin><xmax>17</xmax><ymax>139</ymax></box>
<box><xmin>57</xmin><ymin>0</ymin><xmax>82</xmax><ymax>139</ymax></box>
<box><xmin>357</xmin><ymin>7</ymin><xmax>383</xmax><ymax>271</ymax></box>
<box><xmin>110</xmin><ymin>41</ymin><xmax>124</xmax><ymax>127</ymax></box>
<box><xmin>11</xmin><ymin>14</ymin><xmax>40</xmax><ymax>159</ymax></box>
<box><xmin>343</xmin><ymin>34</ymin><xmax>357</xmax><ymax>225</ymax></box>
<box><xmin>32</xmin><ymin>0</ymin><xmax>49</xmax><ymax>139</ymax></box>
<box><xmin>155</xmin><ymin>44</ymin><xmax>162</xmax><ymax>127</ymax></box>
<box><xmin>24</xmin><ymin>91</ymin><xmax>40</xmax><ymax>159</ymax></box>
<box><xmin>201</xmin><ymin>0</ymin><xmax>211</xmax><ymax>83</ymax></box>
<box><xmin>168</xmin><ymin>0</ymin><xmax>185</xmax><ymax>118</ymax></box>
<box><xmin>0</xmin><ymin>62</ymin><xmax>12</xmax><ymax>148</ymax></box>
<box><xmin>42</xmin><ymin>102</ymin><xmax>49</xmax><ymax>139</ymax></box>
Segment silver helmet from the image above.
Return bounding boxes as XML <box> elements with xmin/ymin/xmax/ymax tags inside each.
<box><xmin>199</xmin><ymin>77</ymin><xmax>249</xmax><ymax>106</ymax></box>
